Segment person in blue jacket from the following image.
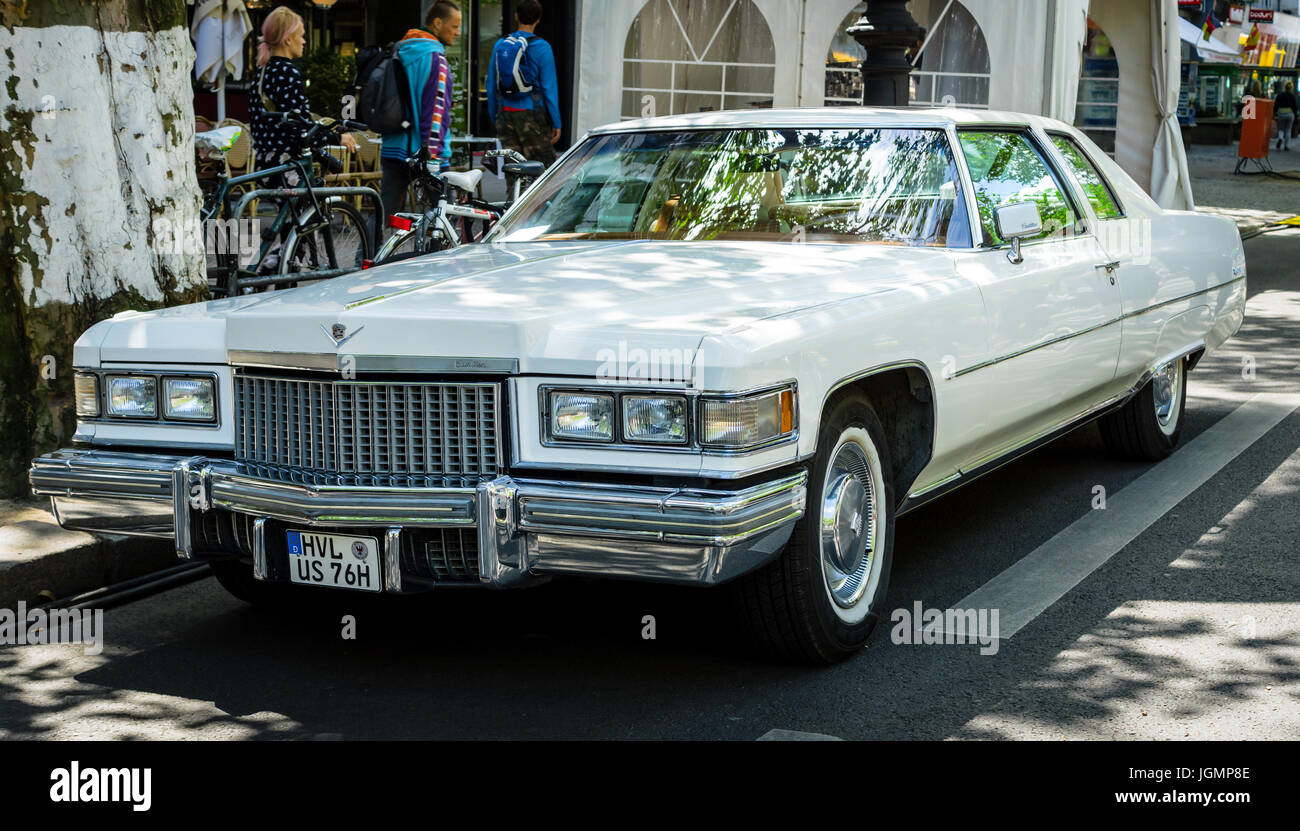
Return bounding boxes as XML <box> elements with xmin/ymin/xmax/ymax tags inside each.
<box><xmin>379</xmin><ymin>1</ymin><xmax>460</xmax><ymax>216</ymax></box>
<box><xmin>487</xmin><ymin>0</ymin><xmax>561</xmax><ymax>173</ymax></box>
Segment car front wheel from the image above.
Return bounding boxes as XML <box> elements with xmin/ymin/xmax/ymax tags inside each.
<box><xmin>736</xmin><ymin>391</ymin><xmax>896</xmax><ymax>664</ymax></box>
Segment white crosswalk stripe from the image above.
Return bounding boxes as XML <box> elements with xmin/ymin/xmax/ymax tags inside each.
<box><xmin>950</xmin><ymin>391</ymin><xmax>1300</xmax><ymax>640</ymax></box>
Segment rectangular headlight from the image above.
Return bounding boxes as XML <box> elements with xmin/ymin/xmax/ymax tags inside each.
<box><xmin>164</xmin><ymin>377</ymin><xmax>216</xmax><ymax>421</ymax></box>
<box><xmin>74</xmin><ymin>373</ymin><xmax>100</xmax><ymax>417</ymax></box>
<box><xmin>700</xmin><ymin>388</ymin><xmax>795</xmax><ymax>448</ymax></box>
<box><xmin>106</xmin><ymin>375</ymin><xmax>157</xmax><ymax>418</ymax></box>
<box><xmin>549</xmin><ymin>391</ymin><xmax>614</xmax><ymax>442</ymax></box>
<box><xmin>622</xmin><ymin>395</ymin><xmax>688</xmax><ymax>444</ymax></box>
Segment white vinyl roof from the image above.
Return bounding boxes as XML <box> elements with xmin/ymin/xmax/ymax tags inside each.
<box><xmin>591</xmin><ymin>106</ymin><xmax>1070</xmax><ymax>135</ymax></box>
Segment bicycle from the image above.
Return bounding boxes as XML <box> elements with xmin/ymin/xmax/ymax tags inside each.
<box><xmin>371</xmin><ymin>148</ymin><xmax>545</xmax><ymax>265</ymax></box>
<box><xmin>197</xmin><ymin>114</ymin><xmax>381</xmax><ymax>296</ymax></box>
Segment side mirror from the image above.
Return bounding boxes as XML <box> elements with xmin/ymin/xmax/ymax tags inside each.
<box><xmin>993</xmin><ymin>202</ymin><xmax>1042</xmax><ymax>264</ymax></box>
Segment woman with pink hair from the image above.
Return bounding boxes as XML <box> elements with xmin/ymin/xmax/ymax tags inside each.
<box><xmin>248</xmin><ymin>6</ymin><xmax>355</xmax><ymax>171</ymax></box>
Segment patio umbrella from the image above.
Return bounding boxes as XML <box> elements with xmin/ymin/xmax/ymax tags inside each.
<box><xmin>191</xmin><ymin>0</ymin><xmax>253</xmax><ymax>121</ymax></box>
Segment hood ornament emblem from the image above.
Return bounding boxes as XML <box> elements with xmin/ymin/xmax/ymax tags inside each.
<box><xmin>322</xmin><ymin>322</ymin><xmax>363</xmax><ymax>348</ymax></box>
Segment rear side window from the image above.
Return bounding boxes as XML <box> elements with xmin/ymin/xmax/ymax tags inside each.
<box><xmin>1049</xmin><ymin>134</ymin><xmax>1123</xmax><ymax>219</ymax></box>
<box><xmin>957</xmin><ymin>130</ymin><xmax>1082</xmax><ymax>246</ymax></box>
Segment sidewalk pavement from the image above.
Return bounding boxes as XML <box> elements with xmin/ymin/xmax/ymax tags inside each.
<box><xmin>0</xmin><ymin>497</ymin><xmax>175</xmax><ymax>606</ymax></box>
<box><xmin>1187</xmin><ymin>142</ymin><xmax>1300</xmax><ymax>236</ymax></box>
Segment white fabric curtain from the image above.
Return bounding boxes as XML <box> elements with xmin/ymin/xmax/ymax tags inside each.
<box><xmin>1043</xmin><ymin>0</ymin><xmax>1089</xmax><ymax>122</ymax></box>
<box><xmin>1148</xmin><ymin>0</ymin><xmax>1195</xmax><ymax>210</ymax></box>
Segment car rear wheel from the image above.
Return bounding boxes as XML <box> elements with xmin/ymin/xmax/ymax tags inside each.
<box><xmin>735</xmin><ymin>391</ymin><xmax>895</xmax><ymax>664</ymax></box>
<box><xmin>1100</xmin><ymin>356</ymin><xmax>1187</xmax><ymax>462</ymax></box>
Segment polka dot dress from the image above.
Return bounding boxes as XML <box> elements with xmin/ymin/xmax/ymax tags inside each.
<box><xmin>249</xmin><ymin>57</ymin><xmax>326</xmax><ymax>170</ymax></box>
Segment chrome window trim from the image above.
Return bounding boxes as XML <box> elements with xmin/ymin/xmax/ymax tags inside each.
<box><xmin>1043</xmin><ymin>129</ymin><xmax>1127</xmax><ymax>220</ymax></box>
<box><xmin>955</xmin><ymin>126</ymin><xmax>1090</xmax><ymax>246</ymax></box>
<box><xmin>946</xmin><ymin>123</ymin><xmax>985</xmax><ymax>249</ymax></box>
<box><xmin>81</xmin><ymin>369</ymin><xmax>220</xmax><ymax>428</ymax></box>
<box><xmin>494</xmin><ymin>126</ymin><xmax>978</xmax><ymax>251</ymax></box>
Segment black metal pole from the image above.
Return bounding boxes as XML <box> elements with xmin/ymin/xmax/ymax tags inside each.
<box><xmin>848</xmin><ymin>0</ymin><xmax>926</xmax><ymax>107</ymax></box>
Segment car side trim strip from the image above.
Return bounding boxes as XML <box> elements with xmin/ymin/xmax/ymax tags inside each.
<box><xmin>950</xmin><ymin>277</ymin><xmax>1241</xmax><ymax>378</ymax></box>
<box><xmin>900</xmin><ymin>341</ymin><xmax>1205</xmax><ymax>515</ymax></box>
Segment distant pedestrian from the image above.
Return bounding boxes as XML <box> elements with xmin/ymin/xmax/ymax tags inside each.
<box><xmin>248</xmin><ymin>6</ymin><xmax>356</xmax><ymax>273</ymax></box>
<box><xmin>249</xmin><ymin>7</ymin><xmax>356</xmax><ymax>174</ymax></box>
<box><xmin>487</xmin><ymin>0</ymin><xmax>561</xmax><ymax>190</ymax></box>
<box><xmin>378</xmin><ymin>0</ymin><xmax>460</xmax><ymax>216</ymax></box>
<box><xmin>1275</xmin><ymin>82</ymin><xmax>1297</xmax><ymax>151</ymax></box>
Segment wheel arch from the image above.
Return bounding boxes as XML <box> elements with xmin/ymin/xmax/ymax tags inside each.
<box><xmin>815</xmin><ymin>362</ymin><xmax>936</xmax><ymax>507</ymax></box>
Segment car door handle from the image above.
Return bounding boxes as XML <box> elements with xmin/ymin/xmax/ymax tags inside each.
<box><xmin>1095</xmin><ymin>260</ymin><xmax>1120</xmax><ymax>284</ymax></box>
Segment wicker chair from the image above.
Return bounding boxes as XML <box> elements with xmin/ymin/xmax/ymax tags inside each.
<box><xmin>217</xmin><ymin>118</ymin><xmax>253</xmax><ymax>176</ymax></box>
<box><xmin>217</xmin><ymin>118</ymin><xmax>258</xmax><ymax>214</ymax></box>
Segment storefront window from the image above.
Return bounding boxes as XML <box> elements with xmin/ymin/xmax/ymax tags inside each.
<box><xmin>621</xmin><ymin>0</ymin><xmax>775</xmax><ymax>119</ymax></box>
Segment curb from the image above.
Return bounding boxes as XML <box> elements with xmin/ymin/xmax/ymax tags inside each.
<box><xmin>0</xmin><ymin>515</ymin><xmax>179</xmax><ymax>607</ymax></box>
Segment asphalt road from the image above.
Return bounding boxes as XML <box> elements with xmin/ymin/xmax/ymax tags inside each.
<box><xmin>3</xmin><ymin>229</ymin><xmax>1298</xmax><ymax>741</ymax></box>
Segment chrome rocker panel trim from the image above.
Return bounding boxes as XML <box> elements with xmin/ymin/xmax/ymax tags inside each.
<box><xmin>897</xmin><ymin>341</ymin><xmax>1205</xmax><ymax>515</ymax></box>
<box><xmin>30</xmin><ymin>449</ymin><xmax>808</xmax><ymax>589</ymax></box>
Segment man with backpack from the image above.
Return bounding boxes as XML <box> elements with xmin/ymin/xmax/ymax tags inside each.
<box><xmin>370</xmin><ymin>0</ymin><xmax>460</xmax><ymax>216</ymax></box>
<box><xmin>487</xmin><ymin>0</ymin><xmax>561</xmax><ymax>177</ymax></box>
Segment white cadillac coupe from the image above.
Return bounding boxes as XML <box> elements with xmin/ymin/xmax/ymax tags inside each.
<box><xmin>32</xmin><ymin>108</ymin><xmax>1246</xmax><ymax>663</ymax></box>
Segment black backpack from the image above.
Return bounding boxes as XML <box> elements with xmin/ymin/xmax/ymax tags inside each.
<box><xmin>348</xmin><ymin>44</ymin><xmax>413</xmax><ymax>135</ymax></box>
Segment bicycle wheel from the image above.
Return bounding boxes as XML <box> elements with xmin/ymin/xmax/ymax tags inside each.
<box><xmin>375</xmin><ymin>220</ymin><xmax>453</xmax><ymax>264</ymax></box>
<box><xmin>280</xmin><ymin>200</ymin><xmax>372</xmax><ymax>279</ymax></box>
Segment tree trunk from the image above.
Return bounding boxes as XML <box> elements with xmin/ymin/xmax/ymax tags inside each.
<box><xmin>0</xmin><ymin>0</ymin><xmax>207</xmax><ymax>496</ymax></box>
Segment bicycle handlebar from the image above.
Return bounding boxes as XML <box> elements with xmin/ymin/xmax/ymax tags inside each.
<box><xmin>483</xmin><ymin>148</ymin><xmax>528</xmax><ymax>167</ymax></box>
<box><xmin>318</xmin><ymin>152</ymin><xmax>344</xmax><ymax>174</ymax></box>
<box><xmin>277</xmin><ymin>112</ymin><xmax>362</xmax><ymax>144</ymax></box>
<box><xmin>273</xmin><ymin>112</ymin><xmax>359</xmax><ymax>174</ymax></box>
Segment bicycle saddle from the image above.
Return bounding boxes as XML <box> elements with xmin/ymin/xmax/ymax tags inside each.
<box><xmin>438</xmin><ymin>168</ymin><xmax>483</xmax><ymax>193</ymax></box>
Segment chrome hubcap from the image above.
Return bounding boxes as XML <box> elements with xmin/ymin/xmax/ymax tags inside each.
<box><xmin>1153</xmin><ymin>359</ymin><xmax>1182</xmax><ymax>429</ymax></box>
<box><xmin>820</xmin><ymin>441</ymin><xmax>875</xmax><ymax>609</ymax></box>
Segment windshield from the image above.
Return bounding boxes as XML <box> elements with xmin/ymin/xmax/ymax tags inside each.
<box><xmin>490</xmin><ymin>127</ymin><xmax>970</xmax><ymax>247</ymax></box>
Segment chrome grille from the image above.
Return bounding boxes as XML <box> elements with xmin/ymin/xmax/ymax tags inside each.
<box><xmin>235</xmin><ymin>375</ymin><xmax>499</xmax><ymax>480</ymax></box>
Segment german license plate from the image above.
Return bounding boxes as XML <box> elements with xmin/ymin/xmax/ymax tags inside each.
<box><xmin>286</xmin><ymin>530</ymin><xmax>380</xmax><ymax>592</ymax></box>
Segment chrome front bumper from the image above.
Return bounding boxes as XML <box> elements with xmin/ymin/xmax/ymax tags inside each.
<box><xmin>30</xmin><ymin>449</ymin><xmax>807</xmax><ymax>589</ymax></box>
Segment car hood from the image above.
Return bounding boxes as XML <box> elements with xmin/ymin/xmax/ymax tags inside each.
<box><xmin>85</xmin><ymin>240</ymin><xmax>951</xmax><ymax>374</ymax></box>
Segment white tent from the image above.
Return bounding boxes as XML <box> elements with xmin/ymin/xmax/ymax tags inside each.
<box><xmin>572</xmin><ymin>0</ymin><xmax>1196</xmax><ymax>208</ymax></box>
